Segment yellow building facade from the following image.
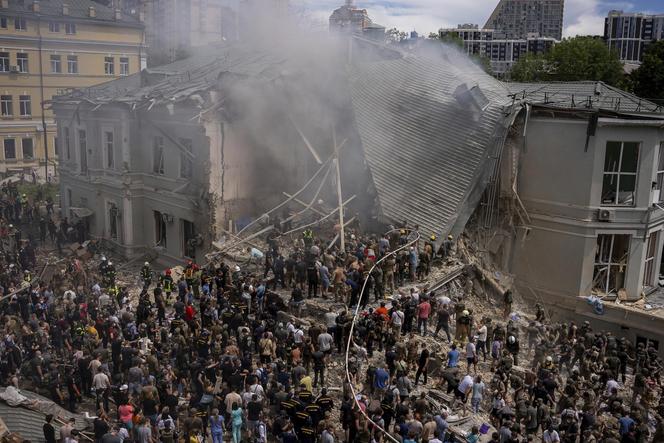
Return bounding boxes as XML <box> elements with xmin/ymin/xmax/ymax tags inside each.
<box><xmin>0</xmin><ymin>0</ymin><xmax>144</xmax><ymax>179</ymax></box>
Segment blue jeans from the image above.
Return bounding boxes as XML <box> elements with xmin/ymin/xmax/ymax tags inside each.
<box><xmin>212</xmin><ymin>431</ymin><xmax>224</xmax><ymax>443</ymax></box>
<box><xmin>232</xmin><ymin>424</ymin><xmax>242</xmax><ymax>443</ymax></box>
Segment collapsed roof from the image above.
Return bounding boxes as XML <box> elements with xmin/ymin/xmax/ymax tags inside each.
<box><xmin>51</xmin><ymin>37</ymin><xmax>662</xmax><ymax>243</ymax></box>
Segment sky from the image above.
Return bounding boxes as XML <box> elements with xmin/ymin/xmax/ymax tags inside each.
<box><xmin>297</xmin><ymin>0</ymin><xmax>664</xmax><ymax>37</ymax></box>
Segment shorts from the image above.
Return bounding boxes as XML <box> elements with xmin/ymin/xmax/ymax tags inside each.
<box><xmin>467</xmin><ymin>357</ymin><xmax>475</xmax><ymax>365</ymax></box>
<box><xmin>454</xmin><ymin>390</ymin><xmax>467</xmax><ymax>401</ymax></box>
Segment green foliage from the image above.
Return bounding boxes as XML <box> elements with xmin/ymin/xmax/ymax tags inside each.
<box><xmin>508</xmin><ymin>36</ymin><xmax>625</xmax><ymax>86</ymax></box>
<box><xmin>427</xmin><ymin>32</ymin><xmax>440</xmax><ymax>40</ymax></box>
<box><xmin>385</xmin><ymin>27</ymin><xmax>408</xmax><ymax>44</ymax></box>
<box><xmin>509</xmin><ymin>54</ymin><xmax>549</xmax><ymax>82</ymax></box>
<box><xmin>440</xmin><ymin>34</ymin><xmax>464</xmax><ymax>49</ymax></box>
<box><xmin>18</xmin><ymin>183</ymin><xmax>58</xmax><ymax>202</ymax></box>
<box><xmin>631</xmin><ymin>41</ymin><xmax>664</xmax><ymax>101</ymax></box>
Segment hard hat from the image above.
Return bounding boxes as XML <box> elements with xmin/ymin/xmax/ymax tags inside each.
<box><xmin>165</xmin><ymin>269</ymin><xmax>171</xmax><ymax>275</ymax></box>
<box><xmin>22</xmin><ymin>193</ymin><xmax>26</xmax><ymax>197</ymax></box>
<box><xmin>108</xmin><ymin>261</ymin><xmax>113</xmax><ymax>266</ymax></box>
<box><xmin>120</xmin><ymin>384</ymin><xmax>128</xmax><ymax>391</ymax></box>
<box><xmin>9</xmin><ymin>224</ymin><xmax>13</xmax><ymax>228</ymax></box>
<box><xmin>101</xmin><ymin>256</ymin><xmax>107</xmax><ymax>261</ymax></box>
<box><xmin>546</xmin><ymin>356</ymin><xmax>553</xmax><ymax>362</ymax></box>
<box><xmin>234</xmin><ymin>265</ymin><xmax>240</xmax><ymax>272</ymax></box>
<box><xmin>430</xmin><ymin>234</ymin><xmax>436</xmax><ymax>241</ymax></box>
<box><xmin>447</xmin><ymin>235</ymin><xmax>453</xmax><ymax>240</ymax></box>
<box><xmin>144</xmin><ymin>262</ymin><xmax>149</xmax><ymax>266</ymax></box>
<box><xmin>508</xmin><ymin>336</ymin><xmax>515</xmax><ymax>344</ymax></box>
<box><xmin>400</xmin><ymin>229</ymin><xmax>405</xmax><ymax>234</ymax></box>
<box><xmin>462</xmin><ymin>310</ymin><xmax>469</xmax><ymax>316</ymax></box>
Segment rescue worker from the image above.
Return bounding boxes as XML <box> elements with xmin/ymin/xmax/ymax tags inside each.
<box><xmin>140</xmin><ymin>262</ymin><xmax>152</xmax><ymax>289</ymax></box>
<box><xmin>161</xmin><ymin>268</ymin><xmax>174</xmax><ymax>299</ymax></box>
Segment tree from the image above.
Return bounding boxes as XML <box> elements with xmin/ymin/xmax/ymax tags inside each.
<box><xmin>385</xmin><ymin>27</ymin><xmax>407</xmax><ymax>44</ymax></box>
<box><xmin>631</xmin><ymin>40</ymin><xmax>664</xmax><ymax>101</ymax></box>
<box><xmin>507</xmin><ymin>36</ymin><xmax>625</xmax><ymax>86</ymax></box>
<box><xmin>509</xmin><ymin>54</ymin><xmax>549</xmax><ymax>82</ymax></box>
<box><xmin>427</xmin><ymin>32</ymin><xmax>440</xmax><ymax>40</ymax></box>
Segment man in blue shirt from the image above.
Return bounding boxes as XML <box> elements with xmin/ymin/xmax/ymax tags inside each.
<box><xmin>619</xmin><ymin>411</ymin><xmax>635</xmax><ymax>436</ymax></box>
<box><xmin>374</xmin><ymin>366</ymin><xmax>389</xmax><ymax>394</ymax></box>
<box><xmin>447</xmin><ymin>344</ymin><xmax>460</xmax><ymax>368</ymax></box>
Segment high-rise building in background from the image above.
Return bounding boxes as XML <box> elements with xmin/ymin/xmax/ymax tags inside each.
<box><xmin>440</xmin><ymin>25</ymin><xmax>556</xmax><ymax>76</ymax></box>
<box><xmin>329</xmin><ymin>0</ymin><xmax>385</xmax><ymax>40</ymax></box>
<box><xmin>484</xmin><ymin>0</ymin><xmax>564</xmax><ymax>40</ymax></box>
<box><xmin>604</xmin><ymin>10</ymin><xmax>664</xmax><ymax>64</ymax></box>
<box><xmin>0</xmin><ymin>0</ymin><xmax>144</xmax><ymax>179</ymax></box>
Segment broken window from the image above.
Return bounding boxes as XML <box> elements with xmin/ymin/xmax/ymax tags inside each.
<box><xmin>21</xmin><ymin>138</ymin><xmax>33</xmax><ymax>160</ymax></box>
<box><xmin>182</xmin><ymin>219</ymin><xmax>196</xmax><ymax>258</ymax></box>
<box><xmin>593</xmin><ymin>234</ymin><xmax>630</xmax><ymax>295</ymax></box>
<box><xmin>108</xmin><ymin>203</ymin><xmax>119</xmax><ymax>240</ymax></box>
<box><xmin>104</xmin><ymin>131</ymin><xmax>114</xmax><ymax>169</ymax></box>
<box><xmin>601</xmin><ymin>141</ymin><xmax>639</xmax><ymax>206</ymax></box>
<box><xmin>643</xmin><ymin>231</ymin><xmax>658</xmax><ymax>289</ymax></box>
<box><xmin>179</xmin><ymin>137</ymin><xmax>192</xmax><ymax>179</ymax></box>
<box><xmin>154</xmin><ymin>211</ymin><xmax>167</xmax><ymax>248</ymax></box>
<box><xmin>78</xmin><ymin>129</ymin><xmax>87</xmax><ymax>174</ymax></box>
<box><xmin>153</xmin><ymin>136</ymin><xmax>164</xmax><ymax>175</ymax></box>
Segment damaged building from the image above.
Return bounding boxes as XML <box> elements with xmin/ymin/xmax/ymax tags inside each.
<box><xmin>52</xmin><ymin>36</ymin><xmax>664</xmax><ymax>346</ymax></box>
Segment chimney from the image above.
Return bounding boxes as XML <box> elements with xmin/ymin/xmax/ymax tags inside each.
<box><xmin>1</xmin><ymin>0</ymin><xmax>8</xmax><ymax>9</ymax></box>
<box><xmin>32</xmin><ymin>1</ymin><xmax>39</xmax><ymax>12</ymax></box>
<box><xmin>62</xmin><ymin>3</ymin><xmax>69</xmax><ymax>15</ymax></box>
<box><xmin>88</xmin><ymin>6</ymin><xmax>96</xmax><ymax>18</ymax></box>
<box><xmin>114</xmin><ymin>8</ymin><xmax>121</xmax><ymax>20</ymax></box>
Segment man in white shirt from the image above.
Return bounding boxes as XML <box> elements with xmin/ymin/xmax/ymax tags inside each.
<box><xmin>92</xmin><ymin>367</ymin><xmax>111</xmax><ymax>411</ymax></box>
<box><xmin>542</xmin><ymin>424</ymin><xmax>560</xmax><ymax>443</ymax></box>
<box><xmin>456</xmin><ymin>374</ymin><xmax>474</xmax><ymax>416</ymax></box>
<box><xmin>476</xmin><ymin>322</ymin><xmax>488</xmax><ymax>361</ymax></box>
<box><xmin>391</xmin><ymin>309</ymin><xmax>404</xmax><ymax>337</ymax></box>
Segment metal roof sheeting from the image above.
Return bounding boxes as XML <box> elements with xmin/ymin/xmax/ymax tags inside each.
<box><xmin>349</xmin><ymin>41</ymin><xmax>514</xmax><ymax>239</ymax></box>
<box><xmin>506</xmin><ymin>81</ymin><xmax>663</xmax><ymax>114</ymax></box>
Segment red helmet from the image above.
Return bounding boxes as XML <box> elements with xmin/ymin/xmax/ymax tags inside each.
<box><xmin>165</xmin><ymin>269</ymin><xmax>172</xmax><ymax>275</ymax></box>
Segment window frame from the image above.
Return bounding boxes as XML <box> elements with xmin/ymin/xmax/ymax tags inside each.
<box><xmin>601</xmin><ymin>141</ymin><xmax>640</xmax><ymax>207</ymax></box>
<box><xmin>153</xmin><ymin>136</ymin><xmax>164</xmax><ymax>175</ymax></box>
<box><xmin>50</xmin><ymin>55</ymin><xmax>62</xmax><ymax>74</ymax></box>
<box><xmin>104</xmin><ymin>56</ymin><xmax>115</xmax><ymax>75</ymax></box>
<box><xmin>0</xmin><ymin>17</ymin><xmax>7</xmax><ymax>29</ymax></box>
<box><xmin>21</xmin><ymin>137</ymin><xmax>33</xmax><ymax>160</ymax></box>
<box><xmin>67</xmin><ymin>55</ymin><xmax>78</xmax><ymax>74</ymax></box>
<box><xmin>593</xmin><ymin>234</ymin><xmax>631</xmax><ymax>295</ymax></box>
<box><xmin>16</xmin><ymin>52</ymin><xmax>28</xmax><ymax>73</ymax></box>
<box><xmin>3</xmin><ymin>138</ymin><xmax>16</xmax><ymax>159</ymax></box>
<box><xmin>48</xmin><ymin>21</ymin><xmax>60</xmax><ymax>32</ymax></box>
<box><xmin>179</xmin><ymin>137</ymin><xmax>193</xmax><ymax>179</ymax></box>
<box><xmin>0</xmin><ymin>52</ymin><xmax>9</xmax><ymax>72</ymax></box>
<box><xmin>0</xmin><ymin>95</ymin><xmax>12</xmax><ymax>117</ymax></box>
<box><xmin>119</xmin><ymin>57</ymin><xmax>129</xmax><ymax>76</ymax></box>
<box><xmin>643</xmin><ymin>231</ymin><xmax>658</xmax><ymax>289</ymax></box>
<box><xmin>65</xmin><ymin>23</ymin><xmax>76</xmax><ymax>35</ymax></box>
<box><xmin>104</xmin><ymin>130</ymin><xmax>114</xmax><ymax>169</ymax></box>
<box><xmin>14</xmin><ymin>17</ymin><xmax>26</xmax><ymax>31</ymax></box>
<box><xmin>18</xmin><ymin>95</ymin><xmax>31</xmax><ymax>117</ymax></box>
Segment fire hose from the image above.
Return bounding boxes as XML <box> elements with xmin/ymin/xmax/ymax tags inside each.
<box><xmin>344</xmin><ymin>228</ymin><xmax>421</xmax><ymax>443</ymax></box>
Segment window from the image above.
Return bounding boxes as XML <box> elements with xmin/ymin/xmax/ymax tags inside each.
<box><xmin>104</xmin><ymin>130</ymin><xmax>114</xmax><ymax>168</ymax></box>
<box><xmin>16</xmin><ymin>53</ymin><xmax>28</xmax><ymax>73</ymax></box>
<box><xmin>179</xmin><ymin>137</ymin><xmax>193</xmax><ymax>178</ymax></box>
<box><xmin>108</xmin><ymin>203</ymin><xmax>119</xmax><ymax>240</ymax></box>
<box><xmin>67</xmin><ymin>55</ymin><xmax>78</xmax><ymax>74</ymax></box>
<box><xmin>183</xmin><ymin>219</ymin><xmax>196</xmax><ymax>258</ymax></box>
<box><xmin>0</xmin><ymin>17</ymin><xmax>7</xmax><ymax>29</ymax></box>
<box><xmin>48</xmin><ymin>22</ymin><xmax>60</xmax><ymax>32</ymax></box>
<box><xmin>50</xmin><ymin>55</ymin><xmax>61</xmax><ymax>73</ymax></box>
<box><xmin>656</xmin><ymin>142</ymin><xmax>664</xmax><ymax>203</ymax></box>
<box><xmin>0</xmin><ymin>52</ymin><xmax>9</xmax><ymax>72</ymax></box>
<box><xmin>593</xmin><ymin>234</ymin><xmax>630</xmax><ymax>295</ymax></box>
<box><xmin>153</xmin><ymin>136</ymin><xmax>164</xmax><ymax>174</ymax></box>
<box><xmin>154</xmin><ymin>211</ymin><xmax>167</xmax><ymax>247</ymax></box>
<box><xmin>19</xmin><ymin>95</ymin><xmax>30</xmax><ymax>116</ymax></box>
<box><xmin>104</xmin><ymin>57</ymin><xmax>114</xmax><ymax>75</ymax></box>
<box><xmin>21</xmin><ymin>138</ymin><xmax>33</xmax><ymax>159</ymax></box>
<box><xmin>643</xmin><ymin>231</ymin><xmax>658</xmax><ymax>288</ymax></box>
<box><xmin>601</xmin><ymin>141</ymin><xmax>640</xmax><ymax>206</ymax></box>
<box><xmin>1</xmin><ymin>95</ymin><xmax>12</xmax><ymax>116</ymax></box>
<box><xmin>63</xmin><ymin>126</ymin><xmax>71</xmax><ymax>160</ymax></box>
<box><xmin>14</xmin><ymin>17</ymin><xmax>26</xmax><ymax>31</ymax></box>
<box><xmin>78</xmin><ymin>129</ymin><xmax>87</xmax><ymax>174</ymax></box>
<box><xmin>3</xmin><ymin>139</ymin><xmax>15</xmax><ymax>159</ymax></box>
<box><xmin>65</xmin><ymin>23</ymin><xmax>76</xmax><ymax>35</ymax></box>
<box><xmin>120</xmin><ymin>57</ymin><xmax>129</xmax><ymax>76</ymax></box>
<box><xmin>54</xmin><ymin>136</ymin><xmax>59</xmax><ymax>157</ymax></box>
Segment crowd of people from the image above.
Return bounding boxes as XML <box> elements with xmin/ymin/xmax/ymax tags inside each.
<box><xmin>0</xmin><ymin>187</ymin><xmax>663</xmax><ymax>443</ymax></box>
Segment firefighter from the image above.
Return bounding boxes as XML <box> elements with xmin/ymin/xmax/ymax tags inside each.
<box><xmin>104</xmin><ymin>261</ymin><xmax>117</xmax><ymax>287</ymax></box>
<box><xmin>99</xmin><ymin>256</ymin><xmax>109</xmax><ymax>276</ymax></box>
<box><xmin>23</xmin><ymin>269</ymin><xmax>32</xmax><ymax>284</ymax></box>
<box><xmin>140</xmin><ymin>262</ymin><xmax>152</xmax><ymax>289</ymax></box>
<box><xmin>161</xmin><ymin>268</ymin><xmax>174</xmax><ymax>300</ymax></box>
<box><xmin>303</xmin><ymin>229</ymin><xmax>314</xmax><ymax>248</ymax></box>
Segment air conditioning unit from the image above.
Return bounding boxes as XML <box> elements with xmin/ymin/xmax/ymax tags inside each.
<box><xmin>9</xmin><ymin>65</ymin><xmax>19</xmax><ymax>73</ymax></box>
<box><xmin>598</xmin><ymin>208</ymin><xmax>615</xmax><ymax>222</ymax></box>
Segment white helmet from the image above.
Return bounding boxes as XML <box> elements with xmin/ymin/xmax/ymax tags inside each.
<box><xmin>108</xmin><ymin>261</ymin><xmax>113</xmax><ymax>266</ymax></box>
<box><xmin>101</xmin><ymin>256</ymin><xmax>107</xmax><ymax>261</ymax></box>
<box><xmin>144</xmin><ymin>262</ymin><xmax>149</xmax><ymax>266</ymax></box>
<box><xmin>508</xmin><ymin>336</ymin><xmax>516</xmax><ymax>344</ymax></box>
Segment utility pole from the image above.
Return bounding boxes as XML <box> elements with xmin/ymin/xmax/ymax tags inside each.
<box><xmin>333</xmin><ymin>130</ymin><xmax>345</xmax><ymax>253</ymax></box>
<box><xmin>37</xmin><ymin>15</ymin><xmax>49</xmax><ymax>181</ymax></box>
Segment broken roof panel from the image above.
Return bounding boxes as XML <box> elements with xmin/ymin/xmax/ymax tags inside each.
<box><xmin>349</xmin><ymin>41</ymin><xmax>514</xmax><ymax>239</ymax></box>
<box><xmin>506</xmin><ymin>81</ymin><xmax>663</xmax><ymax>114</ymax></box>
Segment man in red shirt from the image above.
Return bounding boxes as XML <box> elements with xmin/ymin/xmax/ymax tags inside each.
<box><xmin>417</xmin><ymin>298</ymin><xmax>431</xmax><ymax>336</ymax></box>
<box><xmin>185</xmin><ymin>302</ymin><xmax>196</xmax><ymax>322</ymax></box>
